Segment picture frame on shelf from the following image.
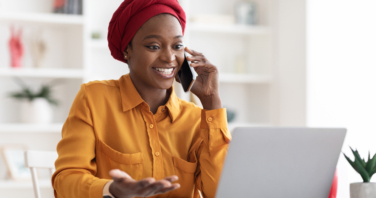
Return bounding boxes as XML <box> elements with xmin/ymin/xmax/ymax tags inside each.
<box><xmin>1</xmin><ymin>145</ymin><xmax>31</xmax><ymax>181</ymax></box>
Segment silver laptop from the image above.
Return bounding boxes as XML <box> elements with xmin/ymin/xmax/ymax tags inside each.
<box><xmin>215</xmin><ymin>127</ymin><xmax>346</xmax><ymax>198</ymax></box>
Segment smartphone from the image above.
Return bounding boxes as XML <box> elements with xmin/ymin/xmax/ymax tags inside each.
<box><xmin>177</xmin><ymin>52</ymin><xmax>198</xmax><ymax>92</ymax></box>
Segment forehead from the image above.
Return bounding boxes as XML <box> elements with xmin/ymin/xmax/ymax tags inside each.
<box><xmin>133</xmin><ymin>14</ymin><xmax>183</xmax><ymax>41</ymax></box>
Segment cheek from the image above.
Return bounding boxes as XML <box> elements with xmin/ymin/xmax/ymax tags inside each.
<box><xmin>131</xmin><ymin>49</ymin><xmax>156</xmax><ymax>69</ymax></box>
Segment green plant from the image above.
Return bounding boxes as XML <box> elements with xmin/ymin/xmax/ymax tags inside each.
<box><xmin>9</xmin><ymin>78</ymin><xmax>59</xmax><ymax>106</ymax></box>
<box><xmin>343</xmin><ymin>147</ymin><xmax>376</xmax><ymax>182</ymax></box>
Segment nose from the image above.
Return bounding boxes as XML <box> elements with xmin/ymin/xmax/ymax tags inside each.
<box><xmin>159</xmin><ymin>47</ymin><xmax>176</xmax><ymax>64</ymax></box>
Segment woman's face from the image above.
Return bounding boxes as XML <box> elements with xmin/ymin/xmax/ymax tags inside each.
<box><xmin>124</xmin><ymin>14</ymin><xmax>184</xmax><ymax>90</ymax></box>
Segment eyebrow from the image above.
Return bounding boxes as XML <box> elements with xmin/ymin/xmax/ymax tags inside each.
<box><xmin>142</xmin><ymin>35</ymin><xmax>183</xmax><ymax>41</ymax></box>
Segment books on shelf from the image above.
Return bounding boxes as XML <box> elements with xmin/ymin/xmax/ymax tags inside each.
<box><xmin>54</xmin><ymin>0</ymin><xmax>83</xmax><ymax>15</ymax></box>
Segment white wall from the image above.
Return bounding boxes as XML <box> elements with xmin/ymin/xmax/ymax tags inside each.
<box><xmin>307</xmin><ymin>1</ymin><xmax>376</xmax><ymax>198</ymax></box>
<box><xmin>272</xmin><ymin>0</ymin><xmax>307</xmax><ymax>126</ymax></box>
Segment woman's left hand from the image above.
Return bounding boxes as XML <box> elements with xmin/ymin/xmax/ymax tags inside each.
<box><xmin>175</xmin><ymin>46</ymin><xmax>222</xmax><ymax>110</ymax></box>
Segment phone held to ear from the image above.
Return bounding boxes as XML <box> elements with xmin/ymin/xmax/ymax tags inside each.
<box><xmin>177</xmin><ymin>52</ymin><xmax>198</xmax><ymax>92</ymax></box>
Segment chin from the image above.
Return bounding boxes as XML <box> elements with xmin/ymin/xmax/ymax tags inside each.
<box><xmin>154</xmin><ymin>79</ymin><xmax>174</xmax><ymax>90</ymax></box>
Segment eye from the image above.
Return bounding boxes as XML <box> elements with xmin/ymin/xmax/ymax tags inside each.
<box><xmin>175</xmin><ymin>44</ymin><xmax>184</xmax><ymax>50</ymax></box>
<box><xmin>147</xmin><ymin>45</ymin><xmax>160</xmax><ymax>50</ymax></box>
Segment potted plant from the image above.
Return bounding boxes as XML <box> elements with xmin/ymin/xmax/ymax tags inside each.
<box><xmin>9</xmin><ymin>78</ymin><xmax>58</xmax><ymax>124</ymax></box>
<box><xmin>344</xmin><ymin>147</ymin><xmax>376</xmax><ymax>198</ymax></box>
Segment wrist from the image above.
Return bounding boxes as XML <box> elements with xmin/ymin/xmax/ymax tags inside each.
<box><xmin>103</xmin><ymin>181</ymin><xmax>116</xmax><ymax>198</ymax></box>
<box><xmin>108</xmin><ymin>182</ymin><xmax>123</xmax><ymax>198</ymax></box>
<box><xmin>199</xmin><ymin>94</ymin><xmax>222</xmax><ymax>110</ymax></box>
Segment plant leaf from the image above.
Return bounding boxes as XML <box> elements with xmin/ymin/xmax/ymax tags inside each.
<box><xmin>366</xmin><ymin>153</ymin><xmax>376</xmax><ymax>173</ymax></box>
<box><xmin>344</xmin><ymin>153</ymin><xmax>359</xmax><ymax>173</ymax></box>
<box><xmin>354</xmin><ymin>159</ymin><xmax>370</xmax><ymax>182</ymax></box>
<box><xmin>351</xmin><ymin>148</ymin><xmax>366</xmax><ymax>168</ymax></box>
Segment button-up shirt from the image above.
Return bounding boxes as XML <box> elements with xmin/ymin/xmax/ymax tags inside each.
<box><xmin>52</xmin><ymin>73</ymin><xmax>231</xmax><ymax>198</ymax></box>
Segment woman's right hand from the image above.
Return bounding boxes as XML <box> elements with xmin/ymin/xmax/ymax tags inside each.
<box><xmin>109</xmin><ymin>169</ymin><xmax>180</xmax><ymax>198</ymax></box>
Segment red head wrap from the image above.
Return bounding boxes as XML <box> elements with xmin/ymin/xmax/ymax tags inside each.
<box><xmin>108</xmin><ymin>0</ymin><xmax>186</xmax><ymax>63</ymax></box>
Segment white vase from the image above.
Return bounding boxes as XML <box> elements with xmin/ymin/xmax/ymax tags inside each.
<box><xmin>350</xmin><ymin>182</ymin><xmax>376</xmax><ymax>198</ymax></box>
<box><xmin>20</xmin><ymin>98</ymin><xmax>53</xmax><ymax>124</ymax></box>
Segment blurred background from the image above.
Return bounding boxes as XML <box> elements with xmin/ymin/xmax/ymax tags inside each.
<box><xmin>0</xmin><ymin>0</ymin><xmax>375</xmax><ymax>197</ymax></box>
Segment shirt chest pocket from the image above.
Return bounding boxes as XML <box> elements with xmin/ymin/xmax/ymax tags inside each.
<box><xmin>168</xmin><ymin>155</ymin><xmax>197</xmax><ymax>198</ymax></box>
<box><xmin>96</xmin><ymin>139</ymin><xmax>144</xmax><ymax>180</ymax></box>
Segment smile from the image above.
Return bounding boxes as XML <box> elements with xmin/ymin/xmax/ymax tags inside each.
<box><xmin>152</xmin><ymin>67</ymin><xmax>176</xmax><ymax>78</ymax></box>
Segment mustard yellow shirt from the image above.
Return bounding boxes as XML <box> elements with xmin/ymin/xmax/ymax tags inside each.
<box><xmin>52</xmin><ymin>73</ymin><xmax>231</xmax><ymax>198</ymax></box>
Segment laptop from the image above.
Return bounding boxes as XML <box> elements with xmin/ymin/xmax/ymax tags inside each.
<box><xmin>215</xmin><ymin>127</ymin><xmax>346</xmax><ymax>198</ymax></box>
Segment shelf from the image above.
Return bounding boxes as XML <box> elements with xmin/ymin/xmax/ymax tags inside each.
<box><xmin>89</xmin><ymin>40</ymin><xmax>108</xmax><ymax>49</ymax></box>
<box><xmin>228</xmin><ymin>122</ymin><xmax>272</xmax><ymax>132</ymax></box>
<box><xmin>0</xmin><ymin>179</ymin><xmax>52</xmax><ymax>189</ymax></box>
<box><xmin>0</xmin><ymin>68</ymin><xmax>84</xmax><ymax>79</ymax></box>
<box><xmin>187</xmin><ymin>23</ymin><xmax>271</xmax><ymax>35</ymax></box>
<box><xmin>219</xmin><ymin>73</ymin><xmax>272</xmax><ymax>84</ymax></box>
<box><xmin>0</xmin><ymin>12</ymin><xmax>84</xmax><ymax>25</ymax></box>
<box><xmin>0</xmin><ymin>123</ymin><xmax>63</xmax><ymax>133</ymax></box>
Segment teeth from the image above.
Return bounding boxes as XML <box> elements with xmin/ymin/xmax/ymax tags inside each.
<box><xmin>155</xmin><ymin>68</ymin><xmax>173</xmax><ymax>75</ymax></box>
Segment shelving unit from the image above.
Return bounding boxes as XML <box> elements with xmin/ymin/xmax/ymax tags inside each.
<box><xmin>0</xmin><ymin>12</ymin><xmax>84</xmax><ymax>25</ymax></box>
<box><xmin>0</xmin><ymin>179</ymin><xmax>52</xmax><ymax>189</ymax></box>
<box><xmin>188</xmin><ymin>23</ymin><xmax>271</xmax><ymax>35</ymax></box>
<box><xmin>0</xmin><ymin>123</ymin><xmax>63</xmax><ymax>133</ymax></box>
<box><xmin>219</xmin><ymin>73</ymin><xmax>272</xmax><ymax>83</ymax></box>
<box><xmin>0</xmin><ymin>2</ymin><xmax>86</xmax><ymax>197</ymax></box>
<box><xmin>0</xmin><ymin>68</ymin><xmax>84</xmax><ymax>79</ymax></box>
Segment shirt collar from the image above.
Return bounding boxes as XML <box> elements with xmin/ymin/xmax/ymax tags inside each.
<box><xmin>119</xmin><ymin>73</ymin><xmax>180</xmax><ymax>122</ymax></box>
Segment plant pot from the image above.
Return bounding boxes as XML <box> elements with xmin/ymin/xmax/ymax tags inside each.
<box><xmin>350</xmin><ymin>182</ymin><xmax>376</xmax><ymax>198</ymax></box>
<box><xmin>20</xmin><ymin>98</ymin><xmax>53</xmax><ymax>124</ymax></box>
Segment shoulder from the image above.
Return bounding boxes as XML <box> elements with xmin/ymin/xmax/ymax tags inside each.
<box><xmin>79</xmin><ymin>79</ymin><xmax>120</xmax><ymax>99</ymax></box>
<box><xmin>84</xmin><ymin>79</ymin><xmax>119</xmax><ymax>88</ymax></box>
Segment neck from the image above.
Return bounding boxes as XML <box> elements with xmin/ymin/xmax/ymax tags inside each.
<box><xmin>130</xmin><ymin>73</ymin><xmax>171</xmax><ymax>114</ymax></box>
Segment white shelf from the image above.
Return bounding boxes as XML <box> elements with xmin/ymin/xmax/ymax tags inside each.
<box><xmin>89</xmin><ymin>40</ymin><xmax>108</xmax><ymax>49</ymax></box>
<box><xmin>228</xmin><ymin>122</ymin><xmax>272</xmax><ymax>132</ymax></box>
<box><xmin>0</xmin><ymin>68</ymin><xmax>84</xmax><ymax>79</ymax></box>
<box><xmin>0</xmin><ymin>123</ymin><xmax>63</xmax><ymax>133</ymax></box>
<box><xmin>219</xmin><ymin>73</ymin><xmax>272</xmax><ymax>84</ymax></box>
<box><xmin>0</xmin><ymin>12</ymin><xmax>84</xmax><ymax>25</ymax></box>
<box><xmin>0</xmin><ymin>179</ymin><xmax>52</xmax><ymax>189</ymax></box>
<box><xmin>187</xmin><ymin>23</ymin><xmax>271</xmax><ymax>35</ymax></box>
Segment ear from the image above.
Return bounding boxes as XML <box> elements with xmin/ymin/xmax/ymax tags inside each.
<box><xmin>123</xmin><ymin>45</ymin><xmax>132</xmax><ymax>60</ymax></box>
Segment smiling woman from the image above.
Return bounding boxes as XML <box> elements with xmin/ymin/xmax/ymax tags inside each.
<box><xmin>51</xmin><ymin>0</ymin><xmax>231</xmax><ymax>198</ymax></box>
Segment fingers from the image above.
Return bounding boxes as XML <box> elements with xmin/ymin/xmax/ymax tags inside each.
<box><xmin>187</xmin><ymin>56</ymin><xmax>205</xmax><ymax>65</ymax></box>
<box><xmin>163</xmin><ymin>175</ymin><xmax>178</xmax><ymax>183</ymax></box>
<box><xmin>139</xmin><ymin>179</ymin><xmax>171</xmax><ymax>196</ymax></box>
<box><xmin>138</xmin><ymin>176</ymin><xmax>179</xmax><ymax>197</ymax></box>
<box><xmin>185</xmin><ymin>46</ymin><xmax>202</xmax><ymax>56</ymax></box>
<box><xmin>109</xmin><ymin>169</ymin><xmax>133</xmax><ymax>183</ymax></box>
<box><xmin>154</xmin><ymin>183</ymin><xmax>181</xmax><ymax>195</ymax></box>
<box><xmin>152</xmin><ymin>176</ymin><xmax>179</xmax><ymax>195</ymax></box>
<box><xmin>136</xmin><ymin>177</ymin><xmax>155</xmax><ymax>189</ymax></box>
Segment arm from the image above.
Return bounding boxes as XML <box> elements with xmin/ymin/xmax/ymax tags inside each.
<box><xmin>52</xmin><ymin>84</ymin><xmax>110</xmax><ymax>198</ymax></box>
<box><xmin>196</xmin><ymin>107</ymin><xmax>231</xmax><ymax>198</ymax></box>
<box><xmin>182</xmin><ymin>47</ymin><xmax>232</xmax><ymax>197</ymax></box>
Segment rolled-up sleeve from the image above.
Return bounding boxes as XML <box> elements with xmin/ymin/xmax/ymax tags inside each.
<box><xmin>196</xmin><ymin>108</ymin><xmax>232</xmax><ymax>198</ymax></box>
<box><xmin>51</xmin><ymin>84</ymin><xmax>110</xmax><ymax>198</ymax></box>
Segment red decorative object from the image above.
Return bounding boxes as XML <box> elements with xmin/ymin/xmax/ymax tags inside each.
<box><xmin>9</xmin><ymin>26</ymin><xmax>24</xmax><ymax>68</ymax></box>
<box><xmin>329</xmin><ymin>169</ymin><xmax>338</xmax><ymax>198</ymax></box>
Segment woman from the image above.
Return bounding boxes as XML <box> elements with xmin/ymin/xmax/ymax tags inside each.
<box><xmin>52</xmin><ymin>0</ymin><xmax>231</xmax><ymax>197</ymax></box>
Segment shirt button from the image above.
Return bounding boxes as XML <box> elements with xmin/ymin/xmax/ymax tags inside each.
<box><xmin>150</xmin><ymin>124</ymin><xmax>154</xmax><ymax>128</ymax></box>
<box><xmin>162</xmin><ymin>108</ymin><xmax>165</xmax><ymax>112</ymax></box>
<box><xmin>155</xmin><ymin>152</ymin><xmax>160</xmax><ymax>157</ymax></box>
<box><xmin>207</xmin><ymin>117</ymin><xmax>213</xmax><ymax>122</ymax></box>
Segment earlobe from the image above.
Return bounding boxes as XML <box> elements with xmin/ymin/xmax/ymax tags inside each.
<box><xmin>123</xmin><ymin>51</ymin><xmax>128</xmax><ymax>60</ymax></box>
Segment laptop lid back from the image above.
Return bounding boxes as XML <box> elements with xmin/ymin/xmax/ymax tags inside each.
<box><xmin>215</xmin><ymin>127</ymin><xmax>346</xmax><ymax>198</ymax></box>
